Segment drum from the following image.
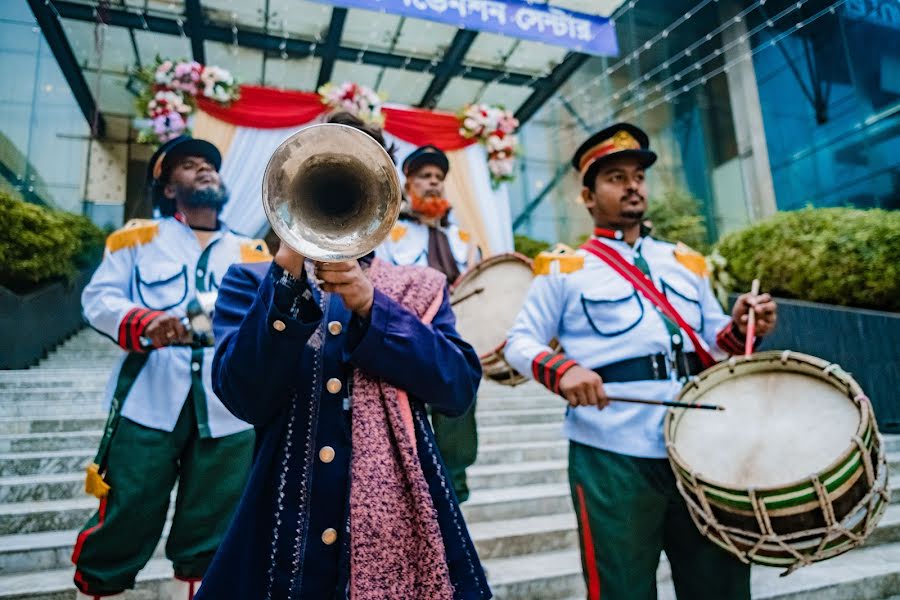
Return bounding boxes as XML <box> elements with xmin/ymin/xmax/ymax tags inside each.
<box><xmin>451</xmin><ymin>253</ymin><xmax>534</xmax><ymax>386</ymax></box>
<box><xmin>665</xmin><ymin>350</ymin><xmax>889</xmax><ymax>574</ymax></box>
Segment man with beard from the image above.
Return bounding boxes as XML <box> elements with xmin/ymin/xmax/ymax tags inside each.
<box><xmin>377</xmin><ymin>145</ymin><xmax>480</xmax><ymax>502</ymax></box>
<box><xmin>504</xmin><ymin>123</ymin><xmax>777</xmax><ymax>600</ymax></box>
<box><xmin>73</xmin><ymin>136</ymin><xmax>270</xmax><ymax>600</ymax></box>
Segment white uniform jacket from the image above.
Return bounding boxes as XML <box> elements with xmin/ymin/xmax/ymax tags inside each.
<box><xmin>376</xmin><ymin>219</ymin><xmax>475</xmax><ymax>274</ymax></box>
<box><xmin>505</xmin><ymin>235</ymin><xmax>742</xmax><ymax>459</ymax></box>
<box><xmin>82</xmin><ymin>217</ymin><xmax>268</xmax><ymax>438</ymax></box>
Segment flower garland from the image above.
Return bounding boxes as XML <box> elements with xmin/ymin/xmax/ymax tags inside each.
<box><xmin>134</xmin><ymin>57</ymin><xmax>239</xmax><ymax>145</ymax></box>
<box><xmin>459</xmin><ymin>104</ymin><xmax>520</xmax><ymax>187</ymax></box>
<box><xmin>318</xmin><ymin>81</ymin><xmax>385</xmax><ymax>126</ymax></box>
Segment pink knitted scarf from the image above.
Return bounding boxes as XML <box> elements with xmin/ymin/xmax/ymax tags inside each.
<box><xmin>349</xmin><ymin>258</ymin><xmax>455</xmax><ymax>600</ymax></box>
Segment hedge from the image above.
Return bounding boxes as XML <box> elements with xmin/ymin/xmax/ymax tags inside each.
<box><xmin>715</xmin><ymin>207</ymin><xmax>900</xmax><ymax>312</ymax></box>
<box><xmin>0</xmin><ymin>192</ymin><xmax>106</xmax><ymax>294</ymax></box>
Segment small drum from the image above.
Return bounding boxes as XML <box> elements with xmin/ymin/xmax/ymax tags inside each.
<box><xmin>665</xmin><ymin>351</ymin><xmax>889</xmax><ymax>573</ymax></box>
<box><xmin>450</xmin><ymin>253</ymin><xmax>534</xmax><ymax>386</ymax></box>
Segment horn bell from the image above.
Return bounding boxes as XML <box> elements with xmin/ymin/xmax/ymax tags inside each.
<box><xmin>262</xmin><ymin>123</ymin><xmax>402</xmax><ymax>262</ymax></box>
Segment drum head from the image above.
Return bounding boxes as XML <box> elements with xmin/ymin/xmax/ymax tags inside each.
<box><xmin>451</xmin><ymin>253</ymin><xmax>533</xmax><ymax>358</ymax></box>
<box><xmin>671</xmin><ymin>370</ymin><xmax>860</xmax><ymax>489</ymax></box>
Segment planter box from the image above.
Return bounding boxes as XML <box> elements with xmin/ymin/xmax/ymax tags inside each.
<box><xmin>736</xmin><ymin>296</ymin><xmax>900</xmax><ymax>434</ymax></box>
<box><xmin>0</xmin><ymin>267</ymin><xmax>96</xmax><ymax>370</ymax></box>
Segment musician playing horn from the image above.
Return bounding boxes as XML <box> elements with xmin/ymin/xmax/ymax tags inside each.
<box><xmin>376</xmin><ymin>144</ymin><xmax>480</xmax><ymax>503</ymax></box>
<box><xmin>197</xmin><ymin>113</ymin><xmax>490</xmax><ymax>600</ymax></box>
<box><xmin>504</xmin><ymin>123</ymin><xmax>778</xmax><ymax>600</ymax></box>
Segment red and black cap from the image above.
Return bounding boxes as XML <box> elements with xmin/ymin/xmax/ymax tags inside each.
<box><xmin>572</xmin><ymin>123</ymin><xmax>657</xmax><ymax>186</ymax></box>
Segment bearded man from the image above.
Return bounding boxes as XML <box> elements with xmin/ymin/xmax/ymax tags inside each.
<box><xmin>73</xmin><ymin>135</ymin><xmax>270</xmax><ymax>600</ymax></box>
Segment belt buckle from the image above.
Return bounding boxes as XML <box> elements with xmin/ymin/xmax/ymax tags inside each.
<box><xmin>650</xmin><ymin>354</ymin><xmax>662</xmax><ymax>380</ymax></box>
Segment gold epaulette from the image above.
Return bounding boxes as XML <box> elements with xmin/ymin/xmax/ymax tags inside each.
<box><xmin>458</xmin><ymin>229</ymin><xmax>471</xmax><ymax>243</ymax></box>
<box><xmin>390</xmin><ymin>224</ymin><xmax>408</xmax><ymax>242</ymax></box>
<box><xmin>105</xmin><ymin>219</ymin><xmax>159</xmax><ymax>253</ymax></box>
<box><xmin>533</xmin><ymin>244</ymin><xmax>584</xmax><ymax>276</ymax></box>
<box><xmin>674</xmin><ymin>242</ymin><xmax>709</xmax><ymax>277</ymax></box>
<box><xmin>240</xmin><ymin>239</ymin><xmax>272</xmax><ymax>263</ymax></box>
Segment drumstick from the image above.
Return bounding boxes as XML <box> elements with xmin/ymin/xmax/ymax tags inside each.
<box><xmin>745</xmin><ymin>279</ymin><xmax>760</xmax><ymax>357</ymax></box>
<box><xmin>450</xmin><ymin>286</ymin><xmax>485</xmax><ymax>306</ymax></box>
<box><xmin>608</xmin><ymin>396</ymin><xmax>725</xmax><ymax>411</ymax></box>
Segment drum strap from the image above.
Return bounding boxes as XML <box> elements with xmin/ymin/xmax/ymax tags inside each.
<box><xmin>580</xmin><ymin>239</ymin><xmax>715</xmax><ymax>368</ymax></box>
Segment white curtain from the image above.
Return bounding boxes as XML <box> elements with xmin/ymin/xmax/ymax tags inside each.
<box><xmin>218</xmin><ymin>122</ymin><xmax>514</xmax><ymax>254</ymax></box>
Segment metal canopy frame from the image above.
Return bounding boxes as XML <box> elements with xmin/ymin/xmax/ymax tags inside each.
<box><xmin>31</xmin><ymin>0</ymin><xmax>596</xmax><ymax>137</ymax></box>
<box><xmin>26</xmin><ymin>0</ymin><xmax>106</xmax><ymax>137</ymax></box>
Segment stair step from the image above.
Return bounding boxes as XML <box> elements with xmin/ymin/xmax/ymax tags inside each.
<box><xmin>463</xmin><ymin>483</ymin><xmax>572</xmax><ymax>523</ymax></box>
<box><xmin>0</xmin><ymin>557</ymin><xmax>171</xmax><ymax>599</ymax></box>
<box><xmin>0</xmin><ymin>451</ymin><xmax>93</xmax><ymax>477</ymax></box>
<box><xmin>468</xmin><ymin>460</ymin><xmax>568</xmax><ymax>489</ymax></box>
<box><xmin>475</xmin><ymin>408</ymin><xmax>563</xmax><ymax>427</ymax></box>
<box><xmin>0</xmin><ymin>417</ymin><xmax>104</xmax><ymax>435</ymax></box>
<box><xmin>0</xmin><ymin>498</ymin><xmax>96</xmax><ymax>535</ymax></box>
<box><xmin>475</xmin><ymin>440</ymin><xmax>567</xmax><ymax>465</ymax></box>
<box><xmin>470</xmin><ymin>512</ymin><xmax>577</xmax><ymax>560</ymax></box>
<box><xmin>0</xmin><ymin>473</ymin><xmax>85</xmax><ymax>504</ymax></box>
<box><xmin>478</xmin><ymin>423</ymin><xmax>562</xmax><ymax>446</ymax></box>
<box><xmin>0</xmin><ymin>432</ymin><xmax>100</xmax><ymax>453</ymax></box>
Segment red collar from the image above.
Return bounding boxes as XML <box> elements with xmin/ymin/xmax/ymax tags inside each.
<box><xmin>593</xmin><ymin>227</ymin><xmax>625</xmax><ymax>241</ymax></box>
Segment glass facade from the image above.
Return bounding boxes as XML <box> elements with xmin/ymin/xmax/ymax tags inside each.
<box><xmin>510</xmin><ymin>0</ymin><xmax>900</xmax><ymax>245</ymax></box>
<box><xmin>0</xmin><ymin>2</ymin><xmax>91</xmax><ymax>212</ymax></box>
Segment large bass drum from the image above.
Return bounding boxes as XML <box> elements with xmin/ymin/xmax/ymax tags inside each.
<box><xmin>450</xmin><ymin>253</ymin><xmax>534</xmax><ymax>386</ymax></box>
<box><xmin>665</xmin><ymin>351</ymin><xmax>889</xmax><ymax>574</ymax></box>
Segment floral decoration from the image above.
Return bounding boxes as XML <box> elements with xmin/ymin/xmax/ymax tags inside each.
<box><xmin>318</xmin><ymin>81</ymin><xmax>385</xmax><ymax>126</ymax></box>
<box><xmin>133</xmin><ymin>57</ymin><xmax>239</xmax><ymax>145</ymax></box>
<box><xmin>459</xmin><ymin>104</ymin><xmax>520</xmax><ymax>187</ymax></box>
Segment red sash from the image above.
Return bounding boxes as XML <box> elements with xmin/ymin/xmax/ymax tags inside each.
<box><xmin>580</xmin><ymin>239</ymin><xmax>716</xmax><ymax>368</ymax></box>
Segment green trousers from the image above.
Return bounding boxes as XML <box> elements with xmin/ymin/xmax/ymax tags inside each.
<box><xmin>72</xmin><ymin>396</ymin><xmax>254</xmax><ymax>595</ymax></box>
<box><xmin>431</xmin><ymin>400</ymin><xmax>478</xmax><ymax>503</ymax></box>
<box><xmin>568</xmin><ymin>441</ymin><xmax>750</xmax><ymax>600</ymax></box>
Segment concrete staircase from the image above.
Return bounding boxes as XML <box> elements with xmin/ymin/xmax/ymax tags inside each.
<box><xmin>1</xmin><ymin>329</ymin><xmax>899</xmax><ymax>599</ymax></box>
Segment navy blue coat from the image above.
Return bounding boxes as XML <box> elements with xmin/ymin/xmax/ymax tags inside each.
<box><xmin>197</xmin><ymin>261</ymin><xmax>491</xmax><ymax>600</ymax></box>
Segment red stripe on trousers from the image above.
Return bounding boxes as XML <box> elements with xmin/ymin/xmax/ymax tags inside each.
<box><xmin>72</xmin><ymin>496</ymin><xmax>109</xmax><ymax>590</ymax></box>
<box><xmin>576</xmin><ymin>484</ymin><xmax>601</xmax><ymax>600</ymax></box>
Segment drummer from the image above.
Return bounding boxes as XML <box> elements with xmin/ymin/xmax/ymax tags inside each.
<box><xmin>376</xmin><ymin>144</ymin><xmax>480</xmax><ymax>502</ymax></box>
<box><xmin>504</xmin><ymin>123</ymin><xmax>777</xmax><ymax>600</ymax></box>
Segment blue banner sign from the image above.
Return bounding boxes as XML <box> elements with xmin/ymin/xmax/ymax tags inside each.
<box><xmin>312</xmin><ymin>0</ymin><xmax>619</xmax><ymax>57</ymax></box>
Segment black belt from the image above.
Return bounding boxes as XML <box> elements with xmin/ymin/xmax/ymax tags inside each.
<box><xmin>594</xmin><ymin>352</ymin><xmax>703</xmax><ymax>383</ymax></box>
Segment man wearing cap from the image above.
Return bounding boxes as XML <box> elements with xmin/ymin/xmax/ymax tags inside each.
<box><xmin>504</xmin><ymin>124</ymin><xmax>777</xmax><ymax>599</ymax></box>
<box><xmin>376</xmin><ymin>144</ymin><xmax>480</xmax><ymax>502</ymax></box>
<box><xmin>73</xmin><ymin>136</ymin><xmax>271</xmax><ymax>600</ymax></box>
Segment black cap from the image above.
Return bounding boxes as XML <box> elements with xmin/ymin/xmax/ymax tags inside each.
<box><xmin>147</xmin><ymin>136</ymin><xmax>222</xmax><ymax>213</ymax></box>
<box><xmin>402</xmin><ymin>145</ymin><xmax>449</xmax><ymax>176</ymax></box>
<box><xmin>572</xmin><ymin>123</ymin><xmax>657</xmax><ymax>186</ymax></box>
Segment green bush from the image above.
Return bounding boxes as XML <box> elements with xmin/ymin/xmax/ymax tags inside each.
<box><xmin>0</xmin><ymin>192</ymin><xmax>106</xmax><ymax>293</ymax></box>
<box><xmin>514</xmin><ymin>234</ymin><xmax>552</xmax><ymax>259</ymax></box>
<box><xmin>646</xmin><ymin>188</ymin><xmax>710</xmax><ymax>253</ymax></box>
<box><xmin>715</xmin><ymin>207</ymin><xmax>900</xmax><ymax>312</ymax></box>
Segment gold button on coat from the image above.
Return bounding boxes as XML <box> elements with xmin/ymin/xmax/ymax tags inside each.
<box><xmin>326</xmin><ymin>378</ymin><xmax>342</xmax><ymax>394</ymax></box>
<box><xmin>321</xmin><ymin>528</ymin><xmax>338</xmax><ymax>545</ymax></box>
<box><xmin>319</xmin><ymin>446</ymin><xmax>335</xmax><ymax>463</ymax></box>
<box><xmin>328</xmin><ymin>321</ymin><xmax>343</xmax><ymax>335</ymax></box>
<box><xmin>272</xmin><ymin>320</ymin><xmax>286</xmax><ymax>332</ymax></box>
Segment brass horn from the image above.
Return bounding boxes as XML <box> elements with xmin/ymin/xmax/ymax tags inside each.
<box><xmin>262</xmin><ymin>123</ymin><xmax>402</xmax><ymax>262</ymax></box>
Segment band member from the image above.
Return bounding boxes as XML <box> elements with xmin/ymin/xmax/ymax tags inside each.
<box><xmin>376</xmin><ymin>145</ymin><xmax>480</xmax><ymax>502</ymax></box>
<box><xmin>196</xmin><ymin>112</ymin><xmax>491</xmax><ymax>600</ymax></box>
<box><xmin>504</xmin><ymin>123</ymin><xmax>778</xmax><ymax>600</ymax></box>
<box><xmin>74</xmin><ymin>136</ymin><xmax>270</xmax><ymax>599</ymax></box>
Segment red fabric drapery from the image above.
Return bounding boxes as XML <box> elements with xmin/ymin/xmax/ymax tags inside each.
<box><xmin>197</xmin><ymin>84</ymin><xmax>476</xmax><ymax>150</ymax></box>
<box><xmin>197</xmin><ymin>85</ymin><xmax>326</xmax><ymax>128</ymax></box>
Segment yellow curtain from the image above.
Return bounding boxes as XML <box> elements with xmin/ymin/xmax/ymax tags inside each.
<box><xmin>445</xmin><ymin>148</ymin><xmax>492</xmax><ymax>256</ymax></box>
<box><xmin>193</xmin><ymin>110</ymin><xmax>238</xmax><ymax>159</ymax></box>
